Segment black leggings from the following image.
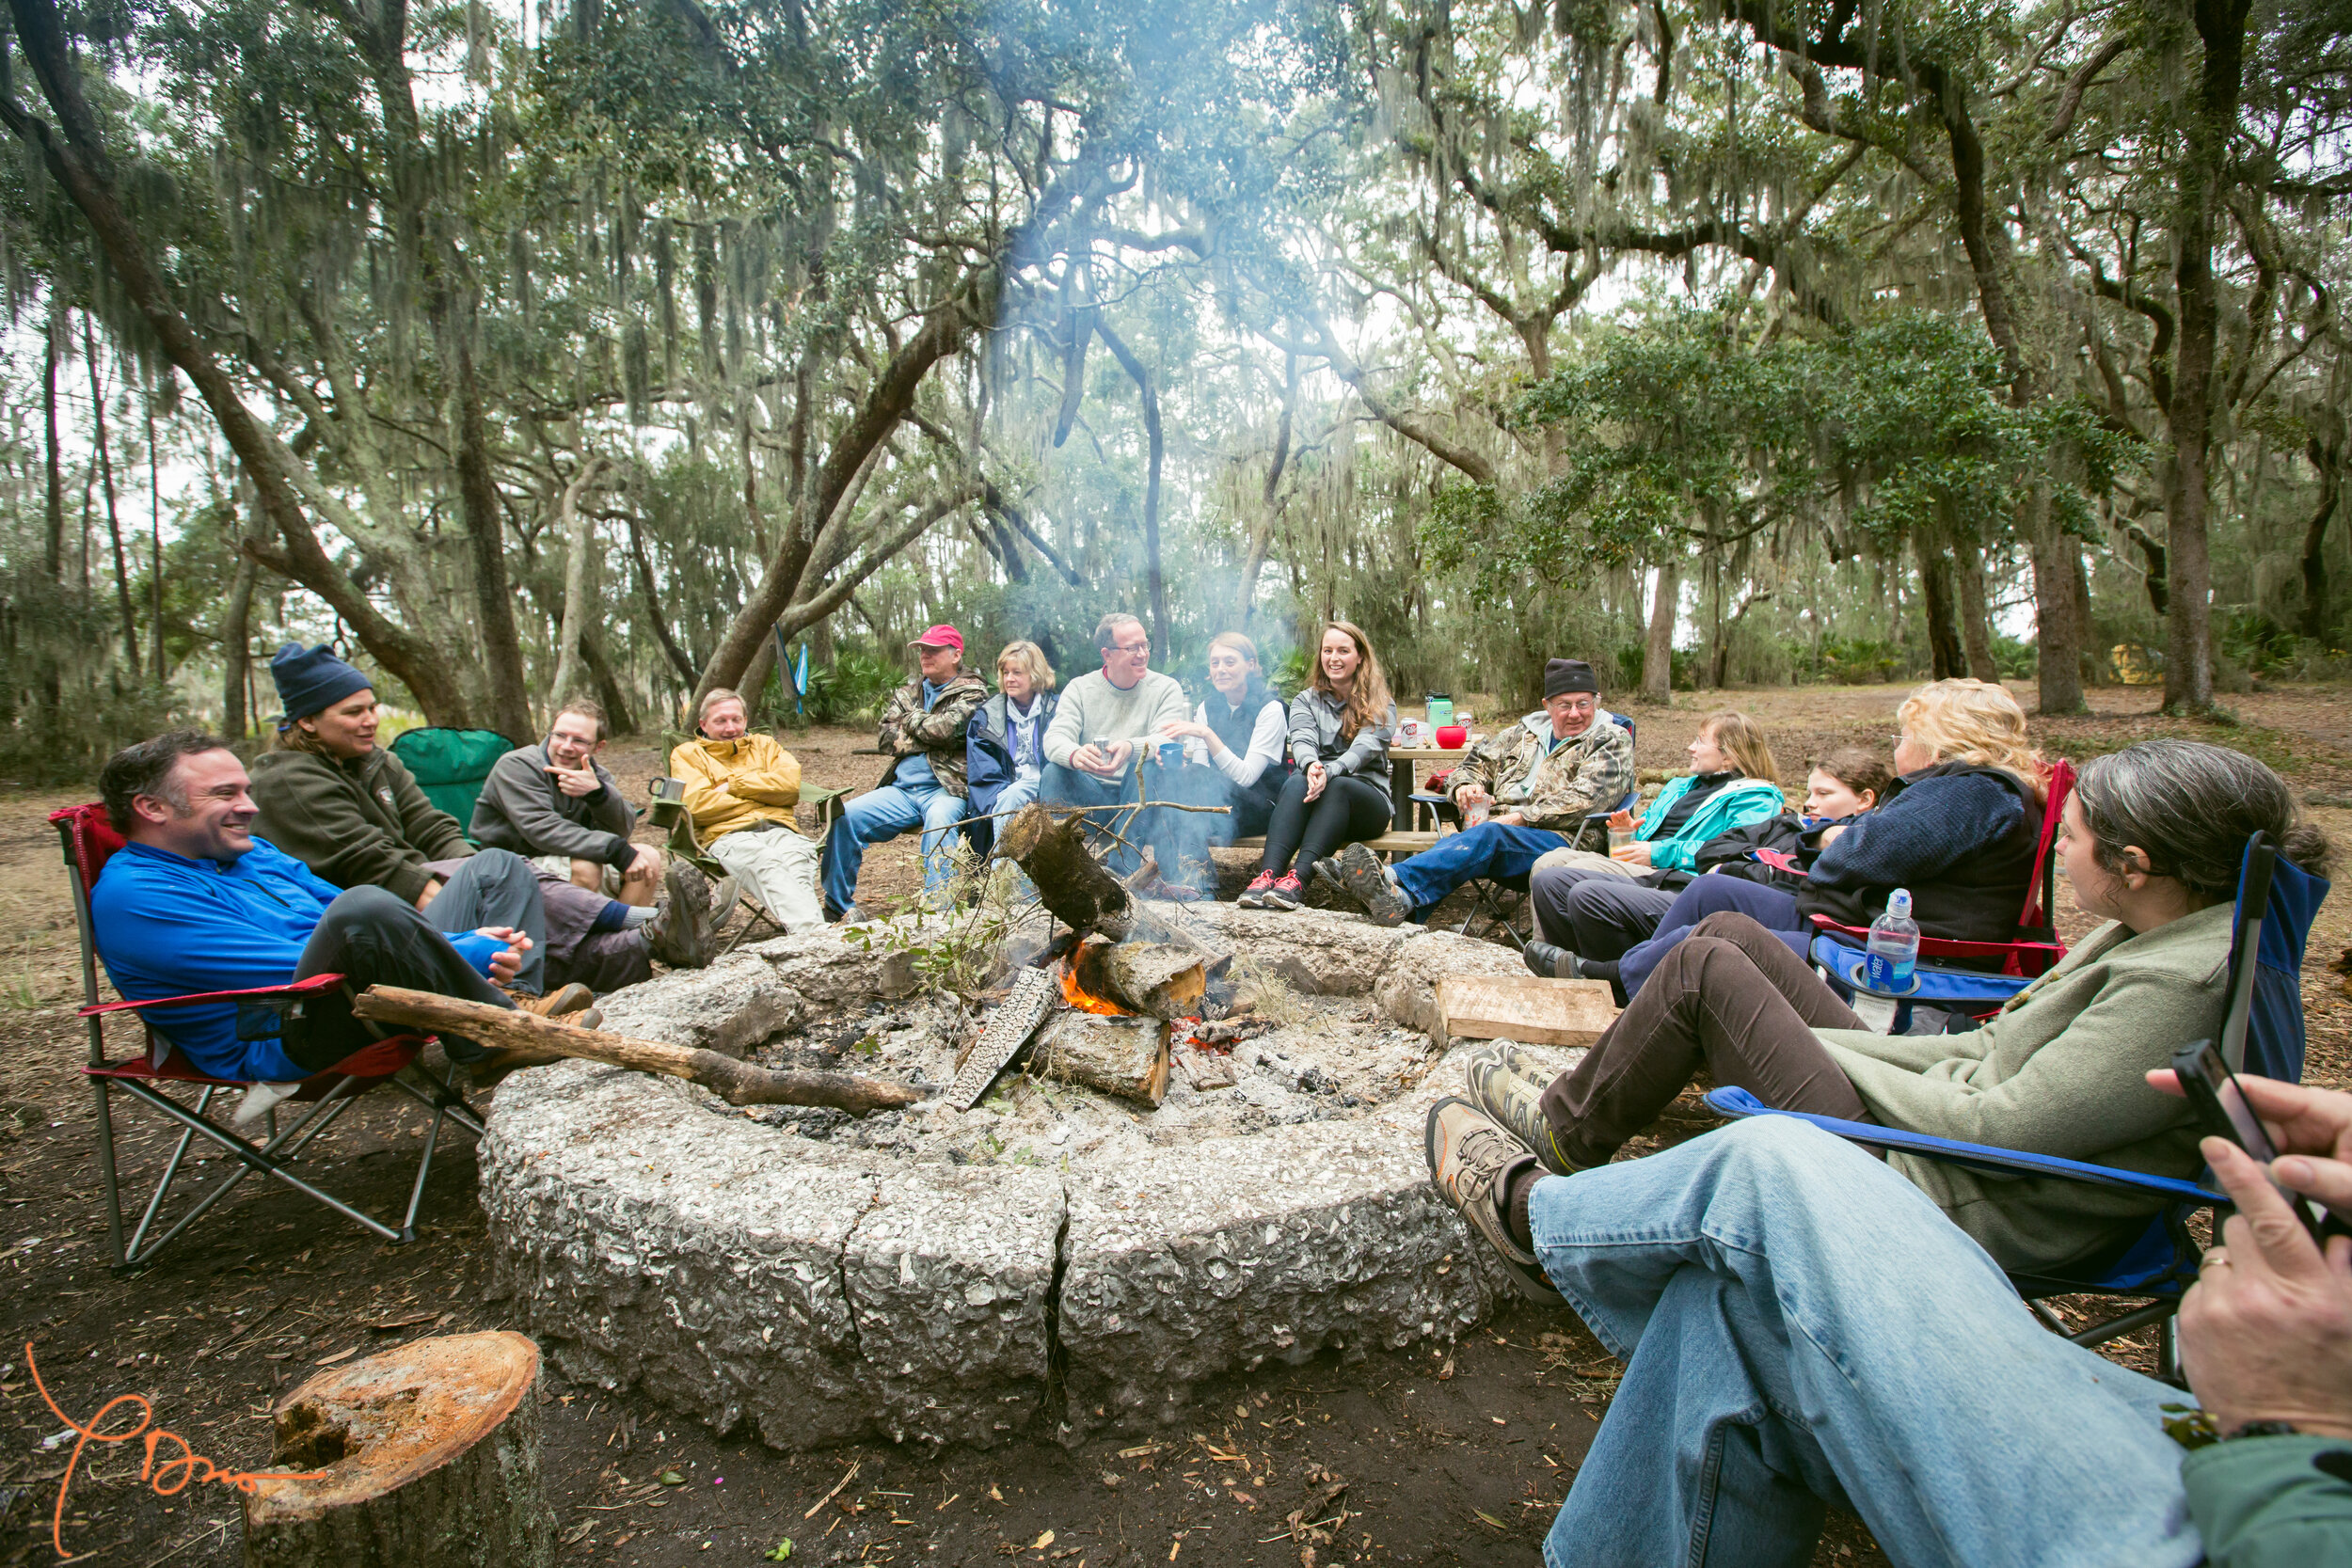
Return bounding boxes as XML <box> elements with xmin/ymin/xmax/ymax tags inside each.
<box><xmin>1260</xmin><ymin>771</ymin><xmax>1392</xmax><ymax>879</ymax></box>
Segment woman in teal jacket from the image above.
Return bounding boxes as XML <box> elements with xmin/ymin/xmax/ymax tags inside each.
<box><xmin>1552</xmin><ymin>711</ymin><xmax>1786</xmax><ymax>875</ymax></box>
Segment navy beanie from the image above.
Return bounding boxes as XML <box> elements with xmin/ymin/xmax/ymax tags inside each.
<box><xmin>269</xmin><ymin>642</ymin><xmax>373</xmax><ymax>725</ymax></box>
<box><xmin>1544</xmin><ymin>657</ymin><xmax>1599</xmax><ymax>699</ymax></box>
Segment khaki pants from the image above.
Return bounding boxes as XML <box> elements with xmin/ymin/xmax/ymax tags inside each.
<box><xmin>530</xmin><ymin>853</ymin><xmax>624</xmax><ymax>897</ymax></box>
<box><xmin>708</xmin><ymin>826</ymin><xmax>824</xmax><ymax>932</ymax></box>
<box><xmin>1530</xmin><ymin>847</ymin><xmax>1643</xmax><ymax>879</ymax></box>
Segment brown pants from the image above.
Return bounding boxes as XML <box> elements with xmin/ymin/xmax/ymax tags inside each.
<box><xmin>1538</xmin><ymin>912</ymin><xmax>1872</xmax><ymax>1167</ymax></box>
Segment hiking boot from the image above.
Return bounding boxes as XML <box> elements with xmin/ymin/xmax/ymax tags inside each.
<box><xmin>1319</xmin><ymin>843</ymin><xmax>1409</xmax><ymax>927</ymax></box>
<box><xmin>1259</xmin><ymin>872</ymin><xmax>1305</xmax><ymax>911</ymax></box>
<box><xmin>506</xmin><ymin>981</ymin><xmax>595</xmax><ymax>1019</ymax></box>
<box><xmin>1462</xmin><ymin>1044</ymin><xmax>1581</xmax><ymax>1176</ymax></box>
<box><xmin>1524</xmin><ymin>941</ymin><xmax>1582</xmax><ymax>980</ymax></box>
<box><xmin>645</xmin><ymin>861</ymin><xmax>719</xmax><ymax>968</ymax></box>
<box><xmin>1424</xmin><ymin>1097</ymin><xmax>1562</xmax><ymax>1305</ymax></box>
<box><xmin>1236</xmin><ymin>871</ymin><xmax>1278</xmax><ymax>909</ymax></box>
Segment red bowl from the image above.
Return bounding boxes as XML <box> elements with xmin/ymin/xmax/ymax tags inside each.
<box><xmin>1436</xmin><ymin>724</ymin><xmax>1469</xmax><ymax>749</ymax></box>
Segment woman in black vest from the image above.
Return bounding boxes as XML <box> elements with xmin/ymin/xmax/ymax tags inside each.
<box><xmin>1546</xmin><ymin>679</ymin><xmax>2052</xmax><ymax>999</ymax></box>
<box><xmin>1137</xmin><ymin>632</ymin><xmax>1289</xmax><ymax>897</ymax></box>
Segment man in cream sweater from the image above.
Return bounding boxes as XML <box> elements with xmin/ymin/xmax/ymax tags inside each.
<box><xmin>1040</xmin><ymin>613</ymin><xmax>1188</xmax><ymax>874</ymax></box>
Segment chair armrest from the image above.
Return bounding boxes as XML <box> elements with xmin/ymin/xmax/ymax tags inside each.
<box><xmin>1702</xmin><ymin>1086</ymin><xmax>2226</xmax><ymax>1205</ymax></box>
<box><xmin>80</xmin><ymin>973</ymin><xmax>349</xmax><ymax>1018</ymax></box>
<box><xmin>1810</xmin><ymin>935</ymin><xmax>2037</xmax><ymax>1006</ymax></box>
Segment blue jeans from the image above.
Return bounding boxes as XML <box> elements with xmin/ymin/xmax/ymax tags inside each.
<box><xmin>1040</xmin><ymin>760</ymin><xmax>1147</xmax><ymax>876</ymax></box>
<box><xmin>1531</xmin><ymin>1117</ymin><xmax>2200</xmax><ymax>1568</ymax></box>
<box><xmin>822</xmin><ymin>782</ymin><xmax>967</xmax><ymax>911</ymax></box>
<box><xmin>1619</xmin><ymin>876</ymin><xmax>1805</xmax><ymax>997</ymax></box>
<box><xmin>1391</xmin><ymin>822</ymin><xmax>1570</xmax><ymax>914</ymax></box>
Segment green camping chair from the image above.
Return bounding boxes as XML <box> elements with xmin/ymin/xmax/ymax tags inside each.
<box><xmin>388</xmin><ymin>727</ymin><xmax>514</xmax><ymax>843</ymax></box>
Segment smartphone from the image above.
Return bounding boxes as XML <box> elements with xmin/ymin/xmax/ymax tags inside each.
<box><xmin>2170</xmin><ymin>1039</ymin><xmax>2344</xmax><ymax>1239</ymax></box>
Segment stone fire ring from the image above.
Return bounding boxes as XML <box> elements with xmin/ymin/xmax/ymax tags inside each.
<box><xmin>478</xmin><ymin>907</ymin><xmax>1549</xmax><ymax>1451</ymax></box>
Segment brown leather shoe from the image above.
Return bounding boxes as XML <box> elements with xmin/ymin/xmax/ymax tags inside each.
<box><xmin>506</xmin><ymin>981</ymin><xmax>595</xmax><ymax>1019</ymax></box>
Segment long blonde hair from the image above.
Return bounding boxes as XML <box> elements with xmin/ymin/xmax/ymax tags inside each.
<box><xmin>1312</xmin><ymin>620</ymin><xmax>1393</xmax><ymax>742</ymax></box>
<box><xmin>1899</xmin><ymin>678</ymin><xmax>2047</xmax><ymax>799</ymax></box>
<box><xmin>1698</xmin><ymin>710</ymin><xmax>1781</xmax><ymax>789</ymax></box>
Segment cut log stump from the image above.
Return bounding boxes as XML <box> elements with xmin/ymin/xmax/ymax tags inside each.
<box><xmin>1435</xmin><ymin>975</ymin><xmax>1619</xmax><ymax>1047</ymax></box>
<box><xmin>999</xmin><ymin>804</ymin><xmax>1136</xmax><ymax>939</ymax></box>
<box><xmin>243</xmin><ymin>1330</ymin><xmax>554</xmax><ymax>1568</ymax></box>
<box><xmin>1031</xmin><ymin>1012</ymin><xmax>1170</xmax><ymax>1107</ymax></box>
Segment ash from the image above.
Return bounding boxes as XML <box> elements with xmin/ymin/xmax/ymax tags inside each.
<box><xmin>707</xmin><ymin>990</ymin><xmax>1445</xmax><ymax>1169</ymax></box>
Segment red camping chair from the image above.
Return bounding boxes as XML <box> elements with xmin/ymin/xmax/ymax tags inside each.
<box><xmin>51</xmin><ymin>804</ymin><xmax>484</xmax><ymax>1271</ymax></box>
<box><xmin>1796</xmin><ymin>758</ymin><xmax>2077</xmax><ymax>1028</ymax></box>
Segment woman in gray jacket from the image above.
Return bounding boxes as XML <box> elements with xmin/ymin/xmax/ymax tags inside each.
<box><xmin>1240</xmin><ymin>621</ymin><xmax>1398</xmax><ymax>911</ymax></box>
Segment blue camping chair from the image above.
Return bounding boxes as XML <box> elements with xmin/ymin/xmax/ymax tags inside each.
<box><xmin>1416</xmin><ymin>711</ymin><xmax>1637</xmax><ymax>949</ymax></box>
<box><xmin>1708</xmin><ymin>831</ymin><xmax>2328</xmax><ymax>1376</ymax></box>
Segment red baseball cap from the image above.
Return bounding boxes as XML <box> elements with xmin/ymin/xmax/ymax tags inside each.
<box><xmin>909</xmin><ymin>625</ymin><xmax>964</xmax><ymax>656</ymax></box>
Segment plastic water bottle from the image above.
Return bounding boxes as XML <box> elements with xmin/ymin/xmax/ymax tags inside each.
<box><xmin>1865</xmin><ymin>889</ymin><xmax>1921</xmax><ymax>992</ymax></box>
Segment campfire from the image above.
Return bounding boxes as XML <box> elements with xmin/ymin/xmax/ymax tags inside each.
<box><xmin>940</xmin><ymin>804</ymin><xmax>1245</xmax><ymax>1113</ymax></box>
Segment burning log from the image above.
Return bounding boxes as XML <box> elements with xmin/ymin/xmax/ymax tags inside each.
<box><xmin>1070</xmin><ymin>936</ymin><xmax>1206</xmax><ymax>1020</ymax></box>
<box><xmin>998</xmin><ymin>803</ymin><xmax>1136</xmax><ymax>940</ymax></box>
<box><xmin>1031</xmin><ymin>1011</ymin><xmax>1170</xmax><ymax>1107</ymax></box>
<box><xmin>349</xmin><ymin>987</ymin><xmax>923</xmax><ymax>1114</ymax></box>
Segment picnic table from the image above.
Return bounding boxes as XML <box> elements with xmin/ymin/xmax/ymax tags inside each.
<box><xmin>1387</xmin><ymin>741</ymin><xmax>1480</xmax><ymax>829</ymax></box>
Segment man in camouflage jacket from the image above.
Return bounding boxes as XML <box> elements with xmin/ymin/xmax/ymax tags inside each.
<box><xmin>823</xmin><ymin>626</ymin><xmax>991</xmax><ymax>917</ymax></box>
<box><xmin>1318</xmin><ymin>658</ymin><xmax>1637</xmax><ymax>925</ymax></box>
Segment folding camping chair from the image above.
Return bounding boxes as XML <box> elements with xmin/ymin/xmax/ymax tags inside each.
<box><xmin>645</xmin><ymin>777</ymin><xmax>848</xmax><ymax>947</ymax></box>
<box><xmin>1415</xmin><ymin>711</ymin><xmax>1638</xmax><ymax>950</ymax></box>
<box><xmin>386</xmin><ymin>725</ymin><xmax>513</xmax><ymax>842</ymax></box>
<box><xmin>1708</xmin><ymin>830</ymin><xmax>2329</xmax><ymax>1376</ymax></box>
<box><xmin>1804</xmin><ymin>757</ymin><xmax>2077</xmax><ymax>1031</ymax></box>
<box><xmin>51</xmin><ymin>804</ymin><xmax>485</xmax><ymax>1272</ymax></box>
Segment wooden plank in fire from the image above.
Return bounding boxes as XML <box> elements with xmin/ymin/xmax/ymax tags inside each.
<box><xmin>948</xmin><ymin>966</ymin><xmax>1058</xmax><ymax>1111</ymax></box>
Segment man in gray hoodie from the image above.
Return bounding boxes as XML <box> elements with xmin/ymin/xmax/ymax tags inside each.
<box><xmin>472</xmin><ymin>698</ymin><xmax>664</xmax><ymax>907</ymax></box>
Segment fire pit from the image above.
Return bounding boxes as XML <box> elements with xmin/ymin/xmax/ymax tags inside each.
<box><xmin>477</xmin><ymin>892</ymin><xmax>1565</xmax><ymax>1452</ymax></box>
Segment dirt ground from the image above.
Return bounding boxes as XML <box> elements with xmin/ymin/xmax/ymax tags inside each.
<box><xmin>3</xmin><ymin>681</ymin><xmax>2348</xmax><ymax>1567</ymax></box>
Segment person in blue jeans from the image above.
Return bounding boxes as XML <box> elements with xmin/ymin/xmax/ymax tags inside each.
<box><xmin>823</xmin><ymin>626</ymin><xmax>990</xmax><ymax>917</ymax></box>
<box><xmin>1423</xmin><ymin>1090</ymin><xmax>2352</xmax><ymax>1567</ymax></box>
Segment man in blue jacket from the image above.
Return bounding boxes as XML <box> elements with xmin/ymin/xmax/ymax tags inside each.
<box><xmin>88</xmin><ymin>730</ymin><xmax>571</xmax><ymax>1086</ymax></box>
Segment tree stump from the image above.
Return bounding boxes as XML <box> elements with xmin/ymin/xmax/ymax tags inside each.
<box><xmin>1030</xmin><ymin>1012</ymin><xmax>1170</xmax><ymax>1106</ymax></box>
<box><xmin>243</xmin><ymin>1331</ymin><xmax>555</xmax><ymax>1568</ymax></box>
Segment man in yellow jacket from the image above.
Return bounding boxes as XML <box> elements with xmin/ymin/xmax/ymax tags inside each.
<box><xmin>668</xmin><ymin>688</ymin><xmax>823</xmax><ymax>931</ymax></box>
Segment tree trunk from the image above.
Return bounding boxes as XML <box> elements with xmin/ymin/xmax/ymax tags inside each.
<box><xmin>1028</xmin><ymin>1012</ymin><xmax>1169</xmax><ymax>1108</ymax></box>
<box><xmin>1954</xmin><ymin>539</ymin><xmax>2000</xmax><ymax>681</ymax></box>
<box><xmin>221</xmin><ymin>474</ymin><xmax>266</xmax><ymax>739</ymax></box>
<box><xmin>42</xmin><ymin>303</ymin><xmax>63</xmax><ymax>579</ymax></box>
<box><xmin>242</xmin><ymin>1331</ymin><xmax>555</xmax><ymax>1568</ymax></box>
<box><xmin>577</xmin><ymin>626</ymin><xmax>638</xmax><ymax>736</ymax></box>
<box><xmin>1093</xmin><ymin>319</ymin><xmax>1170</xmax><ymax>659</ymax></box>
<box><xmin>626</xmin><ymin>513</ymin><xmax>700</xmax><ymax>687</ymax></box>
<box><xmin>1915</xmin><ymin>536</ymin><xmax>1966</xmax><ymax>680</ymax></box>
<box><xmin>147</xmin><ymin>394</ymin><xmax>165</xmax><ymax>679</ymax></box>
<box><xmin>85</xmin><ymin>315</ymin><xmax>139</xmax><ymax>675</ymax></box>
<box><xmin>1640</xmin><ymin>556</ymin><xmax>1677</xmax><ymax>703</ymax></box>
<box><xmin>545</xmin><ymin>457</ymin><xmax>609</xmax><ymax>716</ymax></box>
<box><xmin>2029</xmin><ymin>498</ymin><xmax>2090</xmax><ymax>713</ymax></box>
<box><xmin>2161</xmin><ymin>0</ymin><xmax>2251</xmax><ymax>715</ymax></box>
<box><xmin>451</xmin><ymin>328</ymin><xmax>532</xmax><ymax>740</ymax></box>
<box><xmin>2302</xmin><ymin>436</ymin><xmax>2343</xmax><ymax>641</ymax></box>
<box><xmin>348</xmin><ymin>988</ymin><xmax>924</xmax><ymax>1111</ymax></box>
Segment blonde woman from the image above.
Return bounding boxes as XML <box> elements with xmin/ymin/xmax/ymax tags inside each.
<box><xmin>966</xmin><ymin>641</ymin><xmax>1059</xmax><ymax>846</ymax></box>
<box><xmin>1240</xmin><ymin>620</ymin><xmax>1397</xmax><ymax>910</ymax></box>
<box><xmin>1534</xmin><ymin>678</ymin><xmax>2052</xmax><ymax>997</ymax></box>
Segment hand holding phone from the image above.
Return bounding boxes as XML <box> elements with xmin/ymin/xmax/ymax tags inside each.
<box><xmin>2170</xmin><ymin>1039</ymin><xmax>2351</xmax><ymax>1239</ymax></box>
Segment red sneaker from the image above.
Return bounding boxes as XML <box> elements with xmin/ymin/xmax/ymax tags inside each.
<box><xmin>1262</xmin><ymin>873</ymin><xmax>1306</xmax><ymax>911</ymax></box>
<box><xmin>1236</xmin><ymin>870</ymin><xmax>1278</xmax><ymax>909</ymax></box>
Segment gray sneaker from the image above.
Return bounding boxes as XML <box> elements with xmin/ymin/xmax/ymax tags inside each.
<box><xmin>1423</xmin><ymin>1097</ymin><xmax>1561</xmax><ymax>1305</ymax></box>
<box><xmin>645</xmin><ymin>861</ymin><xmax>719</xmax><ymax>968</ymax></box>
<box><xmin>1462</xmin><ymin>1045</ymin><xmax>1581</xmax><ymax>1176</ymax></box>
<box><xmin>1319</xmin><ymin>842</ymin><xmax>1410</xmax><ymax>927</ymax></box>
